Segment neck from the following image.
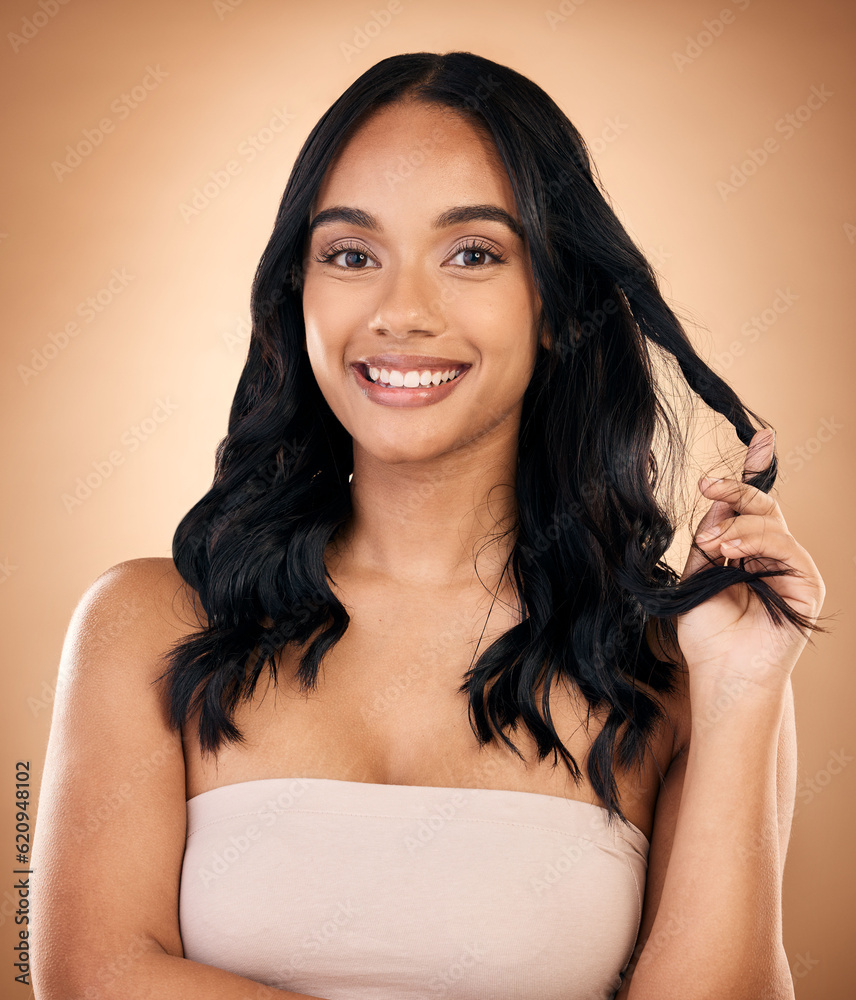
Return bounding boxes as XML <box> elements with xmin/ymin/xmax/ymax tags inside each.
<box><xmin>327</xmin><ymin>432</ymin><xmax>520</xmax><ymax>593</ymax></box>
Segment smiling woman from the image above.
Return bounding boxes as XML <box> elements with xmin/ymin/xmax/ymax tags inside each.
<box><xmin>301</xmin><ymin>103</ymin><xmax>546</xmax><ymax>457</ymax></box>
<box><xmin>31</xmin><ymin>50</ymin><xmax>826</xmax><ymax>1000</ymax></box>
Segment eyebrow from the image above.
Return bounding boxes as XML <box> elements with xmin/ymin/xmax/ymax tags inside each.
<box><xmin>306</xmin><ymin>204</ymin><xmax>525</xmax><ymax>242</ymax></box>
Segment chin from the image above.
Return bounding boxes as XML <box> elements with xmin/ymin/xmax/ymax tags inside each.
<box><xmin>355</xmin><ymin>430</ymin><xmax>464</xmax><ymax>469</ymax></box>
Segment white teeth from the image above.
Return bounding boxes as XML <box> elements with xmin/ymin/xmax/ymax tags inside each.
<box><xmin>365</xmin><ymin>365</ymin><xmax>463</xmax><ymax>387</ymax></box>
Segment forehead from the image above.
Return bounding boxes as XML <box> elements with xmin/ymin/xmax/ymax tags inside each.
<box><xmin>310</xmin><ymin>101</ymin><xmax>517</xmax><ymax>218</ymax></box>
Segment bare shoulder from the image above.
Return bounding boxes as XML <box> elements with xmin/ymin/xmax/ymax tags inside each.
<box><xmin>643</xmin><ymin>617</ymin><xmax>692</xmax><ymax>764</ymax></box>
<box><xmin>80</xmin><ymin>556</ymin><xmax>205</xmax><ymax>652</ymax></box>
<box><xmin>31</xmin><ymin>556</ymin><xmax>204</xmax><ymax>991</ymax></box>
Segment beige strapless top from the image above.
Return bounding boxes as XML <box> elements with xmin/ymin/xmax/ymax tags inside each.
<box><xmin>178</xmin><ymin>777</ymin><xmax>649</xmax><ymax>999</ymax></box>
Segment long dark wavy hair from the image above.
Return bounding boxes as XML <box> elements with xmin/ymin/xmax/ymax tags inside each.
<box><xmin>155</xmin><ymin>50</ymin><xmax>825</xmax><ymax>829</ymax></box>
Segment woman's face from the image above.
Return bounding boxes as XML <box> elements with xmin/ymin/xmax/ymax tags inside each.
<box><xmin>301</xmin><ymin>100</ymin><xmax>546</xmax><ymax>467</ymax></box>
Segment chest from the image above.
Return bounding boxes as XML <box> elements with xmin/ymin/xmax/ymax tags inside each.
<box><xmin>181</xmin><ymin>583</ymin><xmax>675</xmax><ymax>842</ymax></box>
<box><xmin>179</xmin><ymin>776</ymin><xmax>649</xmax><ymax>999</ymax></box>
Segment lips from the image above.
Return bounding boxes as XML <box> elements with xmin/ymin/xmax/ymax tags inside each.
<box><xmin>357</xmin><ymin>354</ymin><xmax>472</xmax><ymax>370</ymax></box>
<box><xmin>350</xmin><ymin>359</ymin><xmax>471</xmax><ymax>408</ymax></box>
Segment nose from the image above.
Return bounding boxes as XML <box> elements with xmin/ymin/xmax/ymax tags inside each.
<box><xmin>368</xmin><ymin>259</ymin><xmax>446</xmax><ymax>339</ymax></box>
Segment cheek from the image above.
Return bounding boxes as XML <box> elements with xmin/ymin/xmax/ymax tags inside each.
<box><xmin>454</xmin><ymin>277</ymin><xmax>539</xmax><ymax>338</ymax></box>
<box><xmin>459</xmin><ymin>298</ymin><xmax>539</xmax><ymax>383</ymax></box>
<box><xmin>302</xmin><ymin>291</ymin><xmax>346</xmax><ymax>376</ymax></box>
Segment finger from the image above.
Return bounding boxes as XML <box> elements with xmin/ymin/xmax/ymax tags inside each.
<box><xmin>693</xmin><ymin>497</ymin><xmax>743</xmax><ymax>548</ymax></box>
<box><xmin>695</xmin><ymin>513</ymin><xmax>771</xmax><ymax>548</ymax></box>
<box><xmin>716</xmin><ymin>528</ymin><xmax>796</xmax><ymax>563</ymax></box>
<box><xmin>682</xmin><ymin>497</ymin><xmax>732</xmax><ymax>579</ymax></box>
<box><xmin>692</xmin><ymin>494</ymin><xmax>735</xmax><ymax>544</ymax></box>
<box><xmin>742</xmin><ymin>427</ymin><xmax>775</xmax><ymax>479</ymax></box>
<box><xmin>698</xmin><ymin>477</ymin><xmax>786</xmax><ymax>525</ymax></box>
<box><xmin>687</xmin><ymin>427</ymin><xmax>781</xmax><ymax>581</ymax></box>
<box><xmin>715</xmin><ymin>530</ymin><xmax>824</xmax><ymax>609</ymax></box>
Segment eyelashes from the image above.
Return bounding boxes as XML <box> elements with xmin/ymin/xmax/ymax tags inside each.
<box><xmin>313</xmin><ymin>239</ymin><xmax>508</xmax><ymax>270</ymax></box>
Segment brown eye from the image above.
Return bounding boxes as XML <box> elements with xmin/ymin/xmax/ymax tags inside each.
<box><xmin>449</xmin><ymin>241</ymin><xmax>507</xmax><ymax>267</ymax></box>
<box><xmin>314</xmin><ymin>244</ymin><xmax>379</xmax><ymax>269</ymax></box>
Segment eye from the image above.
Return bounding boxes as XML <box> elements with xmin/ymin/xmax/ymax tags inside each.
<box><xmin>448</xmin><ymin>241</ymin><xmax>507</xmax><ymax>267</ymax></box>
<box><xmin>314</xmin><ymin>243</ymin><xmax>379</xmax><ymax>269</ymax></box>
<box><xmin>313</xmin><ymin>239</ymin><xmax>508</xmax><ymax>270</ymax></box>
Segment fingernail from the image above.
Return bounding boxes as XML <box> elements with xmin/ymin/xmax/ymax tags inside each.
<box><xmin>697</xmin><ymin>525</ymin><xmax>723</xmax><ymax>540</ymax></box>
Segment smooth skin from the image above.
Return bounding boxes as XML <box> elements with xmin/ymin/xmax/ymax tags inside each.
<box><xmin>615</xmin><ymin>429</ymin><xmax>824</xmax><ymax>999</ymax></box>
<box><xmin>680</xmin><ymin>430</ymin><xmax>822</xmax><ymax>691</ymax></box>
<box><xmin>30</xmin><ymin>100</ymin><xmax>819</xmax><ymax>999</ymax></box>
<box><xmin>30</xmin><ymin>560</ymin><xmax>328</xmax><ymax>999</ymax></box>
<box><xmin>301</xmin><ymin>99</ymin><xmax>549</xmax><ymax>591</ymax></box>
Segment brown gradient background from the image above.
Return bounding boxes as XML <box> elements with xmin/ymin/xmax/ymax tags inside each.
<box><xmin>1</xmin><ymin>0</ymin><xmax>854</xmax><ymax>996</ymax></box>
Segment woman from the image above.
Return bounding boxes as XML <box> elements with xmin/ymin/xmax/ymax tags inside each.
<box><xmin>31</xmin><ymin>51</ymin><xmax>827</xmax><ymax>999</ymax></box>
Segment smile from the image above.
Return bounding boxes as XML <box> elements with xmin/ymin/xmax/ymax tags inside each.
<box><xmin>366</xmin><ymin>365</ymin><xmax>464</xmax><ymax>387</ymax></box>
<box><xmin>351</xmin><ymin>362</ymin><xmax>471</xmax><ymax>408</ymax></box>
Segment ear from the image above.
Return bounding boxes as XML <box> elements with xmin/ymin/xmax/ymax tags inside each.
<box><xmin>536</xmin><ymin>306</ymin><xmax>552</xmax><ymax>351</ymax></box>
<box><xmin>531</xmin><ymin>284</ymin><xmax>552</xmax><ymax>351</ymax></box>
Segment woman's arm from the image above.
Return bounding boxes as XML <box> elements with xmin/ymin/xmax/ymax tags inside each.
<box><xmin>66</xmin><ymin>947</ymin><xmax>330</xmax><ymax>1000</ymax></box>
<box><xmin>617</xmin><ymin>665</ymin><xmax>797</xmax><ymax>1000</ymax></box>
<box><xmin>30</xmin><ymin>558</ymin><xmax>329</xmax><ymax>1000</ymax></box>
